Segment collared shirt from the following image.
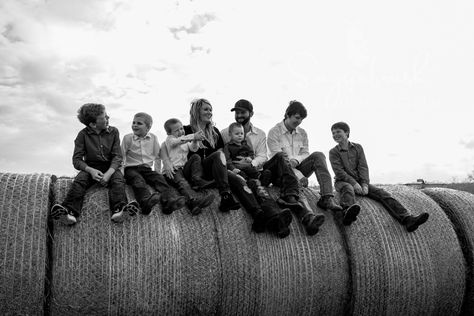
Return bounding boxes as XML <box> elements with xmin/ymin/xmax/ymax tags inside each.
<box><xmin>223</xmin><ymin>140</ymin><xmax>255</xmax><ymax>171</ymax></box>
<box><xmin>221</xmin><ymin>122</ymin><xmax>268</xmax><ymax>169</ymax></box>
<box><xmin>329</xmin><ymin>141</ymin><xmax>370</xmax><ymax>185</ymax></box>
<box><xmin>162</xmin><ymin>134</ymin><xmax>198</xmax><ymax>169</ymax></box>
<box><xmin>73</xmin><ymin>126</ymin><xmax>123</xmax><ymax>172</ymax></box>
<box><xmin>121</xmin><ymin>132</ymin><xmax>161</xmax><ymax>171</ymax></box>
<box><xmin>267</xmin><ymin>121</ymin><xmax>310</xmax><ymax>163</ymax></box>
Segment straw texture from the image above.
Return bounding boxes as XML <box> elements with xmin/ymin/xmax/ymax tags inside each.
<box><xmin>422</xmin><ymin>188</ymin><xmax>474</xmax><ymax>315</ymax></box>
<box><xmin>341</xmin><ymin>185</ymin><xmax>465</xmax><ymax>316</ymax></box>
<box><xmin>0</xmin><ymin>173</ymin><xmax>50</xmax><ymax>315</ymax></box>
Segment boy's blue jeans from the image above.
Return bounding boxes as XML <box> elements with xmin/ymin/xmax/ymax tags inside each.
<box><xmin>335</xmin><ymin>182</ymin><xmax>410</xmax><ymax>223</ymax></box>
<box><xmin>62</xmin><ymin>168</ymin><xmax>127</xmax><ymax>217</ymax></box>
<box><xmin>296</xmin><ymin>152</ymin><xmax>334</xmax><ymax>196</ymax></box>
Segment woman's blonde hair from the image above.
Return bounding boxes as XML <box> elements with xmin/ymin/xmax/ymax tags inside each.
<box><xmin>189</xmin><ymin>98</ymin><xmax>218</xmax><ymax>148</ymax></box>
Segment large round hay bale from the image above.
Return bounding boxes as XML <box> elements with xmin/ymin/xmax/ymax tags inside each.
<box><xmin>0</xmin><ymin>173</ymin><xmax>51</xmax><ymax>315</ymax></box>
<box><xmin>340</xmin><ymin>185</ymin><xmax>465</xmax><ymax>315</ymax></box>
<box><xmin>422</xmin><ymin>187</ymin><xmax>474</xmax><ymax>315</ymax></box>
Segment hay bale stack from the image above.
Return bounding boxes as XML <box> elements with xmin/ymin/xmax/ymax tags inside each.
<box><xmin>49</xmin><ymin>179</ymin><xmax>467</xmax><ymax>315</ymax></box>
<box><xmin>422</xmin><ymin>188</ymin><xmax>474</xmax><ymax>315</ymax></box>
<box><xmin>0</xmin><ymin>173</ymin><xmax>51</xmax><ymax>315</ymax></box>
<box><xmin>341</xmin><ymin>185</ymin><xmax>465</xmax><ymax>315</ymax></box>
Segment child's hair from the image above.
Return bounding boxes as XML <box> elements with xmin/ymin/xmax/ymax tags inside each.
<box><xmin>228</xmin><ymin>122</ymin><xmax>243</xmax><ymax>135</ymax></box>
<box><xmin>77</xmin><ymin>103</ymin><xmax>106</xmax><ymax>126</ymax></box>
<box><xmin>284</xmin><ymin>100</ymin><xmax>307</xmax><ymax>119</ymax></box>
<box><xmin>134</xmin><ymin>112</ymin><xmax>153</xmax><ymax>129</ymax></box>
<box><xmin>189</xmin><ymin>98</ymin><xmax>218</xmax><ymax>148</ymax></box>
<box><xmin>164</xmin><ymin>118</ymin><xmax>181</xmax><ymax>134</ymax></box>
<box><xmin>331</xmin><ymin>121</ymin><xmax>351</xmax><ymax>137</ymax></box>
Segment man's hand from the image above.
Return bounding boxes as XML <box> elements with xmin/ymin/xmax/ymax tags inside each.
<box><xmin>353</xmin><ymin>183</ymin><xmax>363</xmax><ymax>195</ymax></box>
<box><xmin>87</xmin><ymin>168</ymin><xmax>104</xmax><ymax>182</ymax></box>
<box><xmin>289</xmin><ymin>159</ymin><xmax>299</xmax><ymax>168</ymax></box>
<box><xmin>362</xmin><ymin>184</ymin><xmax>369</xmax><ymax>195</ymax></box>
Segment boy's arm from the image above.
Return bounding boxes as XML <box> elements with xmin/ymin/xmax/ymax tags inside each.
<box><xmin>100</xmin><ymin>128</ymin><xmax>122</xmax><ymax>185</ymax></box>
<box><xmin>153</xmin><ymin>135</ymin><xmax>162</xmax><ymax>173</ymax></box>
<box><xmin>72</xmin><ymin>131</ymin><xmax>88</xmax><ymax>171</ymax></box>
<box><xmin>159</xmin><ymin>142</ymin><xmax>175</xmax><ymax>179</ymax></box>
<box><xmin>251</xmin><ymin>132</ymin><xmax>268</xmax><ymax>168</ymax></box>
<box><xmin>120</xmin><ymin>134</ymin><xmax>131</xmax><ymax>173</ymax></box>
<box><xmin>329</xmin><ymin>148</ymin><xmax>358</xmax><ymax>186</ymax></box>
<box><xmin>293</xmin><ymin>130</ymin><xmax>310</xmax><ymax>164</ymax></box>
<box><xmin>357</xmin><ymin>144</ymin><xmax>370</xmax><ymax>185</ymax></box>
<box><xmin>267</xmin><ymin>127</ymin><xmax>282</xmax><ymax>160</ymax></box>
<box><xmin>223</xmin><ymin>145</ymin><xmax>237</xmax><ymax>171</ymax></box>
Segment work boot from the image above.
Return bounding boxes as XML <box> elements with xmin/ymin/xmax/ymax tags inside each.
<box><xmin>342</xmin><ymin>204</ymin><xmax>361</xmax><ymax>226</ymax></box>
<box><xmin>219</xmin><ymin>192</ymin><xmax>240</xmax><ymax>212</ymax></box>
<box><xmin>404</xmin><ymin>212</ymin><xmax>429</xmax><ymax>232</ymax></box>
<box><xmin>251</xmin><ymin>209</ymin><xmax>266</xmax><ymax>233</ymax></box>
<box><xmin>142</xmin><ymin>192</ymin><xmax>161</xmax><ymax>215</ymax></box>
<box><xmin>317</xmin><ymin>195</ymin><xmax>343</xmax><ymax>211</ymax></box>
<box><xmin>301</xmin><ymin>213</ymin><xmax>325</xmax><ymax>236</ymax></box>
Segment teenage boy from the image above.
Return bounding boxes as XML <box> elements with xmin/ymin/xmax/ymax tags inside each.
<box><xmin>161</xmin><ymin>118</ymin><xmax>214</xmax><ymax>215</ymax></box>
<box><xmin>50</xmin><ymin>103</ymin><xmax>139</xmax><ymax>225</ymax></box>
<box><xmin>221</xmin><ymin>99</ymin><xmax>323</xmax><ymax>236</ymax></box>
<box><xmin>122</xmin><ymin>112</ymin><xmax>185</xmax><ymax>215</ymax></box>
<box><xmin>329</xmin><ymin>121</ymin><xmax>429</xmax><ymax>231</ymax></box>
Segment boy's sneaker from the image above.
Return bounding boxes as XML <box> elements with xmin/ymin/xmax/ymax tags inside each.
<box><xmin>219</xmin><ymin>192</ymin><xmax>240</xmax><ymax>212</ymax></box>
<box><xmin>163</xmin><ymin>196</ymin><xmax>186</xmax><ymax>214</ymax></box>
<box><xmin>187</xmin><ymin>197</ymin><xmax>204</xmax><ymax>216</ymax></box>
<box><xmin>277</xmin><ymin>195</ymin><xmax>303</xmax><ymax>212</ymax></box>
<box><xmin>142</xmin><ymin>193</ymin><xmax>161</xmax><ymax>215</ymax></box>
<box><xmin>404</xmin><ymin>212</ymin><xmax>429</xmax><ymax>232</ymax></box>
<box><xmin>302</xmin><ymin>213</ymin><xmax>326</xmax><ymax>236</ymax></box>
<box><xmin>50</xmin><ymin>204</ymin><xmax>77</xmax><ymax>226</ymax></box>
<box><xmin>111</xmin><ymin>201</ymin><xmax>139</xmax><ymax>223</ymax></box>
<box><xmin>259</xmin><ymin>169</ymin><xmax>272</xmax><ymax>187</ymax></box>
<box><xmin>317</xmin><ymin>196</ymin><xmax>343</xmax><ymax>211</ymax></box>
<box><xmin>342</xmin><ymin>204</ymin><xmax>361</xmax><ymax>226</ymax></box>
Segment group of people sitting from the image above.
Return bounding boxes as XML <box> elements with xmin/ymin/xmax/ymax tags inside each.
<box><xmin>50</xmin><ymin>99</ymin><xmax>429</xmax><ymax>238</ymax></box>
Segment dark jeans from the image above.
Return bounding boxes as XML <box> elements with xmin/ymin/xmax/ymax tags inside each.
<box><xmin>335</xmin><ymin>181</ymin><xmax>410</xmax><ymax>223</ymax></box>
<box><xmin>262</xmin><ymin>152</ymin><xmax>299</xmax><ymax>198</ymax></box>
<box><xmin>185</xmin><ymin>152</ymin><xmax>230</xmax><ymax>194</ymax></box>
<box><xmin>166</xmin><ymin>168</ymin><xmax>194</xmax><ymax>201</ymax></box>
<box><xmin>124</xmin><ymin>164</ymin><xmax>174</xmax><ymax>206</ymax></box>
<box><xmin>236</xmin><ymin>165</ymin><xmax>260</xmax><ymax>180</ymax></box>
<box><xmin>297</xmin><ymin>152</ymin><xmax>334</xmax><ymax>196</ymax></box>
<box><xmin>62</xmin><ymin>166</ymin><xmax>126</xmax><ymax>217</ymax></box>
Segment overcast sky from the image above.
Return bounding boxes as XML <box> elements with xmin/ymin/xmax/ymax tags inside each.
<box><xmin>1</xmin><ymin>0</ymin><xmax>473</xmax><ymax>184</ymax></box>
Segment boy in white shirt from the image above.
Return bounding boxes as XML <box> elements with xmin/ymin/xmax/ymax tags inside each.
<box><xmin>122</xmin><ymin>112</ymin><xmax>185</xmax><ymax>215</ymax></box>
<box><xmin>161</xmin><ymin>118</ymin><xmax>213</xmax><ymax>215</ymax></box>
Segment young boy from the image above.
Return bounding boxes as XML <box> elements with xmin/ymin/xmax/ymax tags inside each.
<box><xmin>122</xmin><ymin>112</ymin><xmax>185</xmax><ymax>215</ymax></box>
<box><xmin>223</xmin><ymin>122</ymin><xmax>260</xmax><ymax>180</ymax></box>
<box><xmin>50</xmin><ymin>103</ymin><xmax>139</xmax><ymax>225</ymax></box>
<box><xmin>329</xmin><ymin>121</ymin><xmax>429</xmax><ymax>231</ymax></box>
<box><xmin>160</xmin><ymin>118</ymin><xmax>214</xmax><ymax>215</ymax></box>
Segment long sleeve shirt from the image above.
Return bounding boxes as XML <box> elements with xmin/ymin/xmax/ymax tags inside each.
<box><xmin>329</xmin><ymin>141</ymin><xmax>370</xmax><ymax>186</ymax></box>
<box><xmin>162</xmin><ymin>134</ymin><xmax>199</xmax><ymax>169</ymax></box>
<box><xmin>121</xmin><ymin>132</ymin><xmax>161</xmax><ymax>171</ymax></box>
<box><xmin>221</xmin><ymin>123</ymin><xmax>268</xmax><ymax>169</ymax></box>
<box><xmin>223</xmin><ymin>140</ymin><xmax>255</xmax><ymax>171</ymax></box>
<box><xmin>267</xmin><ymin>121</ymin><xmax>310</xmax><ymax>164</ymax></box>
<box><xmin>72</xmin><ymin>126</ymin><xmax>123</xmax><ymax>171</ymax></box>
<box><xmin>183</xmin><ymin>125</ymin><xmax>224</xmax><ymax>160</ymax></box>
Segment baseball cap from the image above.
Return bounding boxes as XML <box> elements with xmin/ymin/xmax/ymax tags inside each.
<box><xmin>230</xmin><ymin>99</ymin><xmax>253</xmax><ymax>112</ymax></box>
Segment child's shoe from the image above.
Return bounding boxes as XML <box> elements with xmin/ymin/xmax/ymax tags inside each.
<box><xmin>404</xmin><ymin>212</ymin><xmax>429</xmax><ymax>232</ymax></box>
<box><xmin>51</xmin><ymin>204</ymin><xmax>77</xmax><ymax>226</ymax></box>
<box><xmin>302</xmin><ymin>213</ymin><xmax>325</xmax><ymax>236</ymax></box>
<box><xmin>142</xmin><ymin>193</ymin><xmax>161</xmax><ymax>215</ymax></box>
<box><xmin>162</xmin><ymin>196</ymin><xmax>186</xmax><ymax>214</ymax></box>
<box><xmin>187</xmin><ymin>197</ymin><xmax>205</xmax><ymax>216</ymax></box>
<box><xmin>259</xmin><ymin>169</ymin><xmax>272</xmax><ymax>187</ymax></box>
<box><xmin>317</xmin><ymin>196</ymin><xmax>343</xmax><ymax>211</ymax></box>
<box><xmin>251</xmin><ymin>209</ymin><xmax>266</xmax><ymax>233</ymax></box>
<box><xmin>266</xmin><ymin>209</ymin><xmax>292</xmax><ymax>238</ymax></box>
<box><xmin>342</xmin><ymin>204</ymin><xmax>361</xmax><ymax>226</ymax></box>
<box><xmin>219</xmin><ymin>192</ymin><xmax>240</xmax><ymax>212</ymax></box>
<box><xmin>111</xmin><ymin>201</ymin><xmax>139</xmax><ymax>223</ymax></box>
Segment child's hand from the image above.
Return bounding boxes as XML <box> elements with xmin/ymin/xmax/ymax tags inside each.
<box><xmin>353</xmin><ymin>183</ymin><xmax>363</xmax><ymax>195</ymax></box>
<box><xmin>362</xmin><ymin>184</ymin><xmax>369</xmax><ymax>195</ymax></box>
<box><xmin>289</xmin><ymin>159</ymin><xmax>299</xmax><ymax>168</ymax></box>
<box><xmin>244</xmin><ymin>157</ymin><xmax>253</xmax><ymax>163</ymax></box>
<box><xmin>194</xmin><ymin>131</ymin><xmax>205</xmax><ymax>141</ymax></box>
<box><xmin>163</xmin><ymin>167</ymin><xmax>175</xmax><ymax>179</ymax></box>
<box><xmin>88</xmin><ymin>168</ymin><xmax>104</xmax><ymax>182</ymax></box>
<box><xmin>100</xmin><ymin>172</ymin><xmax>112</xmax><ymax>187</ymax></box>
<box><xmin>232</xmin><ymin>168</ymin><xmax>241</xmax><ymax>174</ymax></box>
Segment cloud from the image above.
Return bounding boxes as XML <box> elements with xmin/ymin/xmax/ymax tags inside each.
<box><xmin>169</xmin><ymin>13</ymin><xmax>216</xmax><ymax>39</ymax></box>
<box><xmin>461</xmin><ymin>139</ymin><xmax>474</xmax><ymax>149</ymax></box>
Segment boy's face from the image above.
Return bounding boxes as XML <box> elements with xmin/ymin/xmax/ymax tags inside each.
<box><xmin>230</xmin><ymin>126</ymin><xmax>244</xmax><ymax>143</ymax></box>
<box><xmin>92</xmin><ymin>111</ymin><xmax>109</xmax><ymax>131</ymax></box>
<box><xmin>332</xmin><ymin>128</ymin><xmax>349</xmax><ymax>144</ymax></box>
<box><xmin>285</xmin><ymin>114</ymin><xmax>304</xmax><ymax>130</ymax></box>
<box><xmin>169</xmin><ymin>122</ymin><xmax>185</xmax><ymax>138</ymax></box>
<box><xmin>132</xmin><ymin>116</ymin><xmax>149</xmax><ymax>137</ymax></box>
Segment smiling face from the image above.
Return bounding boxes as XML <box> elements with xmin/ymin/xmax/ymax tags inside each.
<box><xmin>199</xmin><ymin>101</ymin><xmax>213</xmax><ymax>124</ymax></box>
<box><xmin>169</xmin><ymin>122</ymin><xmax>185</xmax><ymax>138</ymax></box>
<box><xmin>230</xmin><ymin>125</ymin><xmax>245</xmax><ymax>143</ymax></box>
<box><xmin>132</xmin><ymin>116</ymin><xmax>149</xmax><ymax>137</ymax></box>
<box><xmin>234</xmin><ymin>109</ymin><xmax>252</xmax><ymax>125</ymax></box>
<box><xmin>284</xmin><ymin>113</ymin><xmax>304</xmax><ymax>131</ymax></box>
<box><xmin>332</xmin><ymin>128</ymin><xmax>349</xmax><ymax>144</ymax></box>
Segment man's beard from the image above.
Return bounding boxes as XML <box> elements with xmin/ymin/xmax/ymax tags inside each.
<box><xmin>236</xmin><ymin>117</ymin><xmax>250</xmax><ymax>126</ymax></box>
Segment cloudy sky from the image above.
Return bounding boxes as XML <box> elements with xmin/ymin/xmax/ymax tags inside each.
<box><xmin>1</xmin><ymin>0</ymin><xmax>473</xmax><ymax>184</ymax></box>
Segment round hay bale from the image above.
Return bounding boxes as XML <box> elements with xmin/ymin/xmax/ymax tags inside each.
<box><xmin>0</xmin><ymin>173</ymin><xmax>51</xmax><ymax>315</ymax></box>
<box><xmin>422</xmin><ymin>187</ymin><xmax>474</xmax><ymax>315</ymax></box>
<box><xmin>340</xmin><ymin>185</ymin><xmax>465</xmax><ymax>315</ymax></box>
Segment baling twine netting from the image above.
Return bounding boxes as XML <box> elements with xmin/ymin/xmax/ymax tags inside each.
<box><xmin>0</xmin><ymin>173</ymin><xmax>50</xmax><ymax>315</ymax></box>
<box><xmin>422</xmin><ymin>187</ymin><xmax>474</xmax><ymax>315</ymax></box>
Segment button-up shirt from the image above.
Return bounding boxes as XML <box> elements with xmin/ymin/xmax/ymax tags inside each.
<box><xmin>121</xmin><ymin>132</ymin><xmax>161</xmax><ymax>171</ymax></box>
<box><xmin>267</xmin><ymin>121</ymin><xmax>309</xmax><ymax>163</ymax></box>
<box><xmin>221</xmin><ymin>122</ymin><xmax>268</xmax><ymax>169</ymax></box>
<box><xmin>73</xmin><ymin>126</ymin><xmax>123</xmax><ymax>171</ymax></box>
<box><xmin>329</xmin><ymin>141</ymin><xmax>370</xmax><ymax>185</ymax></box>
<box><xmin>162</xmin><ymin>134</ymin><xmax>199</xmax><ymax>169</ymax></box>
<box><xmin>223</xmin><ymin>140</ymin><xmax>255</xmax><ymax>171</ymax></box>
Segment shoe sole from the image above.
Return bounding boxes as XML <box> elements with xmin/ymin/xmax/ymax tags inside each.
<box><xmin>407</xmin><ymin>213</ymin><xmax>429</xmax><ymax>232</ymax></box>
<box><xmin>343</xmin><ymin>204</ymin><xmax>361</xmax><ymax>225</ymax></box>
<box><xmin>112</xmin><ymin>202</ymin><xmax>140</xmax><ymax>223</ymax></box>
